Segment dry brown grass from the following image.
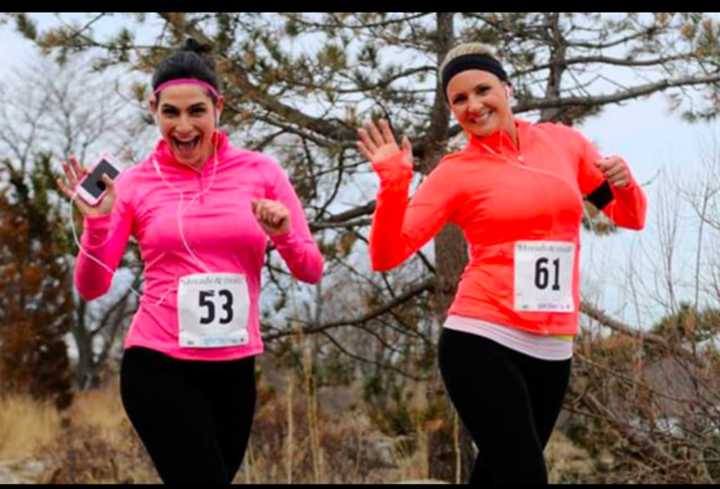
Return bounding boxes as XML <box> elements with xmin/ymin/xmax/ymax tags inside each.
<box><xmin>0</xmin><ymin>372</ymin><xmax>437</xmax><ymax>483</ymax></box>
<box><xmin>34</xmin><ymin>379</ymin><xmax>158</xmax><ymax>483</ymax></box>
<box><xmin>236</xmin><ymin>374</ymin><xmax>406</xmax><ymax>483</ymax></box>
<box><xmin>0</xmin><ymin>394</ymin><xmax>61</xmax><ymax>461</ymax></box>
<box><xmin>0</xmin><ymin>381</ymin><xmax>158</xmax><ymax>483</ymax></box>
<box><xmin>546</xmin><ymin>430</ymin><xmax>595</xmax><ymax>484</ymax></box>
<box><xmin>1</xmin><ymin>369</ymin><xmax>595</xmax><ymax>484</ymax></box>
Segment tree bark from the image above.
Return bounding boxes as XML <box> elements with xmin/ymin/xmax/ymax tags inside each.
<box><xmin>419</xmin><ymin>12</ymin><xmax>476</xmax><ymax>483</ymax></box>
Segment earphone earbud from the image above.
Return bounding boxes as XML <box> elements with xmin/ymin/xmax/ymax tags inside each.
<box><xmin>153</xmin><ymin>114</ymin><xmax>162</xmax><ymax>138</ymax></box>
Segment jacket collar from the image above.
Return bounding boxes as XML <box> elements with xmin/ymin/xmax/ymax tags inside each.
<box><xmin>465</xmin><ymin>118</ymin><xmax>530</xmax><ymax>157</ymax></box>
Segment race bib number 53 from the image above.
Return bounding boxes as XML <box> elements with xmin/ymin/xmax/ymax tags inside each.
<box><xmin>514</xmin><ymin>241</ymin><xmax>575</xmax><ymax>313</ymax></box>
<box><xmin>177</xmin><ymin>273</ymin><xmax>250</xmax><ymax>348</ymax></box>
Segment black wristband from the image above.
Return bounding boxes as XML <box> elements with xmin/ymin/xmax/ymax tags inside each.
<box><xmin>585</xmin><ymin>180</ymin><xmax>614</xmax><ymax>210</ymax></box>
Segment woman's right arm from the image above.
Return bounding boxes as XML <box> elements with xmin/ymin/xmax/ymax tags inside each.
<box><xmin>74</xmin><ymin>209</ymin><xmax>133</xmax><ymax>300</ymax></box>
<box><xmin>57</xmin><ymin>157</ymin><xmax>132</xmax><ymax>301</ymax></box>
<box><xmin>358</xmin><ymin>120</ymin><xmax>458</xmax><ymax>272</ymax></box>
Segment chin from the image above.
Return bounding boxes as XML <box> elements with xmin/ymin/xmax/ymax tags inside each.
<box><xmin>468</xmin><ymin>126</ymin><xmax>495</xmax><ymax>138</ymax></box>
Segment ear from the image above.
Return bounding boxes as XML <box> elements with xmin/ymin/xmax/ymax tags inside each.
<box><xmin>148</xmin><ymin>95</ymin><xmax>159</xmax><ymax>125</ymax></box>
<box><xmin>505</xmin><ymin>84</ymin><xmax>512</xmax><ymax>99</ymax></box>
<box><xmin>148</xmin><ymin>94</ymin><xmax>158</xmax><ymax>114</ymax></box>
<box><xmin>215</xmin><ymin>96</ymin><xmax>225</xmax><ymax>126</ymax></box>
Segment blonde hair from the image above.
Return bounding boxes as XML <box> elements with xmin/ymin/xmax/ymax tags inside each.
<box><xmin>439</xmin><ymin>42</ymin><xmax>499</xmax><ymax>75</ymax></box>
<box><xmin>438</xmin><ymin>42</ymin><xmax>509</xmax><ymax>101</ymax></box>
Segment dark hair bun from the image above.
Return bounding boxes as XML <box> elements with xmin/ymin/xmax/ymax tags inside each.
<box><xmin>182</xmin><ymin>37</ymin><xmax>212</xmax><ymax>55</ymax></box>
<box><xmin>152</xmin><ymin>37</ymin><xmax>221</xmax><ymax>98</ymax></box>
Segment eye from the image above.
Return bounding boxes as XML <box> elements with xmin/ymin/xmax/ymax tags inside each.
<box><xmin>452</xmin><ymin>94</ymin><xmax>467</xmax><ymax>104</ymax></box>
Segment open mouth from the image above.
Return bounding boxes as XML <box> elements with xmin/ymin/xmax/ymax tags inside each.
<box><xmin>172</xmin><ymin>136</ymin><xmax>201</xmax><ymax>154</ymax></box>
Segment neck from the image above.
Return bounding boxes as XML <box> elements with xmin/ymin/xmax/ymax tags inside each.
<box><xmin>184</xmin><ymin>157</ymin><xmax>207</xmax><ymax>171</ymax></box>
<box><xmin>180</xmin><ymin>143</ymin><xmax>215</xmax><ymax>171</ymax></box>
<box><xmin>503</xmin><ymin>118</ymin><xmax>518</xmax><ymax>147</ymax></box>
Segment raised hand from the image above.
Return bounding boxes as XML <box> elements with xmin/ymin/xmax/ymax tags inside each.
<box><xmin>357</xmin><ymin>119</ymin><xmax>413</xmax><ymax>165</ymax></box>
<box><xmin>56</xmin><ymin>156</ymin><xmax>117</xmax><ymax>217</ymax></box>
<box><xmin>252</xmin><ymin>199</ymin><xmax>291</xmax><ymax>236</ymax></box>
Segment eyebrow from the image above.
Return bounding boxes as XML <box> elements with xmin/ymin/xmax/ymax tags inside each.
<box><xmin>451</xmin><ymin>83</ymin><xmax>492</xmax><ymax>101</ymax></box>
<box><xmin>160</xmin><ymin>102</ymin><xmax>208</xmax><ymax>110</ymax></box>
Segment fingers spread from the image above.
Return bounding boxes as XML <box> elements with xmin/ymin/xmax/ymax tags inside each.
<box><xmin>56</xmin><ymin>177</ymin><xmax>73</xmax><ymax>199</ymax></box>
<box><xmin>401</xmin><ymin>136</ymin><xmax>413</xmax><ymax>157</ymax></box>
<box><xmin>357</xmin><ymin>141</ymin><xmax>373</xmax><ymax>161</ymax></box>
<box><xmin>379</xmin><ymin>119</ymin><xmax>396</xmax><ymax>145</ymax></box>
<box><xmin>69</xmin><ymin>156</ymin><xmax>86</xmax><ymax>181</ymax></box>
<box><xmin>357</xmin><ymin>128</ymin><xmax>377</xmax><ymax>153</ymax></box>
<box><xmin>366</xmin><ymin>120</ymin><xmax>384</xmax><ymax>147</ymax></box>
<box><xmin>62</xmin><ymin>161</ymin><xmax>77</xmax><ymax>187</ymax></box>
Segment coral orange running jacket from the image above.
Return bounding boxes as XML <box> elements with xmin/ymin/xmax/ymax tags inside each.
<box><xmin>369</xmin><ymin>119</ymin><xmax>646</xmax><ymax>336</ymax></box>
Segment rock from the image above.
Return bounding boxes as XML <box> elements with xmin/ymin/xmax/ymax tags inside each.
<box><xmin>361</xmin><ymin>434</ymin><xmax>399</xmax><ymax>469</ymax></box>
<box><xmin>0</xmin><ymin>459</ymin><xmax>46</xmax><ymax>483</ymax></box>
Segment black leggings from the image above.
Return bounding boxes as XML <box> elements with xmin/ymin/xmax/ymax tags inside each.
<box><xmin>120</xmin><ymin>347</ymin><xmax>257</xmax><ymax>484</ymax></box>
<box><xmin>438</xmin><ymin>328</ymin><xmax>571</xmax><ymax>485</ymax></box>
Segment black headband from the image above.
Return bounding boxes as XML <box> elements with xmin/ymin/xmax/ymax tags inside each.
<box><xmin>441</xmin><ymin>53</ymin><xmax>509</xmax><ymax>100</ymax></box>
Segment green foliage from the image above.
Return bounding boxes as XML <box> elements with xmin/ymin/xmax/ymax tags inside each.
<box><xmin>12</xmin><ymin>13</ymin><xmax>37</xmax><ymax>40</ymax></box>
<box><xmin>651</xmin><ymin>302</ymin><xmax>720</xmax><ymax>345</ymax></box>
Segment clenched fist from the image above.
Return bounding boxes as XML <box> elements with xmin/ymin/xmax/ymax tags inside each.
<box><xmin>595</xmin><ymin>156</ymin><xmax>633</xmax><ymax>188</ymax></box>
<box><xmin>251</xmin><ymin>199</ymin><xmax>291</xmax><ymax>236</ymax></box>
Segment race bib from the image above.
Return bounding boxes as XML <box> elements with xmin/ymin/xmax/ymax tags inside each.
<box><xmin>177</xmin><ymin>273</ymin><xmax>250</xmax><ymax>348</ymax></box>
<box><xmin>514</xmin><ymin>241</ymin><xmax>575</xmax><ymax>313</ymax></box>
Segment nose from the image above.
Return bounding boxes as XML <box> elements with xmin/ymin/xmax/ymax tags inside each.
<box><xmin>467</xmin><ymin>94</ymin><xmax>485</xmax><ymax>114</ymax></box>
<box><xmin>175</xmin><ymin>114</ymin><xmax>194</xmax><ymax>134</ymax></box>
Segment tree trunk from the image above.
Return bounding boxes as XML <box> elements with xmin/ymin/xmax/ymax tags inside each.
<box><xmin>72</xmin><ymin>299</ymin><xmax>100</xmax><ymax>390</ymax></box>
<box><xmin>420</xmin><ymin>12</ymin><xmax>476</xmax><ymax>482</ymax></box>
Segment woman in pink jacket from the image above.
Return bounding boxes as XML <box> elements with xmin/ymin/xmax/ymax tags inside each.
<box><xmin>57</xmin><ymin>38</ymin><xmax>323</xmax><ymax>484</ymax></box>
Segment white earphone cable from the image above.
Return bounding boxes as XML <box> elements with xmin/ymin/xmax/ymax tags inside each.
<box><xmin>69</xmin><ymin>129</ymin><xmax>222</xmax><ymax>308</ymax></box>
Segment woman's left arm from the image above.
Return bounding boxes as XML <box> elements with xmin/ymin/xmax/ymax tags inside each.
<box><xmin>574</xmin><ymin>129</ymin><xmax>647</xmax><ymax>230</ymax></box>
<box><xmin>260</xmin><ymin>163</ymin><xmax>324</xmax><ymax>284</ymax></box>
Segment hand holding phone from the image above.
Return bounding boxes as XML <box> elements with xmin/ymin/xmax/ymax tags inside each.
<box><xmin>56</xmin><ymin>154</ymin><xmax>120</xmax><ymax>217</ymax></box>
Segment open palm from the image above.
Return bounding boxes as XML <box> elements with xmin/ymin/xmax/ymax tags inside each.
<box><xmin>357</xmin><ymin>119</ymin><xmax>413</xmax><ymax>165</ymax></box>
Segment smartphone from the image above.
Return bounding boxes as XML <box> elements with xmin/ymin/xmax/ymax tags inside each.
<box><xmin>76</xmin><ymin>154</ymin><xmax>121</xmax><ymax>206</ymax></box>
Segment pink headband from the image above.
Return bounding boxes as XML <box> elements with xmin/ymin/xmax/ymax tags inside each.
<box><xmin>153</xmin><ymin>78</ymin><xmax>220</xmax><ymax>99</ymax></box>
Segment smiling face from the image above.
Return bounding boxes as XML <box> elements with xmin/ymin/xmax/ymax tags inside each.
<box><xmin>446</xmin><ymin>69</ymin><xmax>515</xmax><ymax>140</ymax></box>
<box><xmin>150</xmin><ymin>84</ymin><xmax>223</xmax><ymax>169</ymax></box>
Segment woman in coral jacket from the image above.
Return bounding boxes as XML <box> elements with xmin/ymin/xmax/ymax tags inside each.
<box><xmin>357</xmin><ymin>42</ymin><xmax>646</xmax><ymax>485</ymax></box>
<box><xmin>56</xmin><ymin>38</ymin><xmax>323</xmax><ymax>484</ymax></box>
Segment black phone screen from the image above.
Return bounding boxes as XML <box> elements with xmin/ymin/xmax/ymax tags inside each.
<box><xmin>80</xmin><ymin>159</ymin><xmax>120</xmax><ymax>198</ymax></box>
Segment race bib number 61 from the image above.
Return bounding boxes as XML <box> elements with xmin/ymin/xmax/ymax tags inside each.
<box><xmin>177</xmin><ymin>273</ymin><xmax>250</xmax><ymax>348</ymax></box>
<box><xmin>514</xmin><ymin>241</ymin><xmax>575</xmax><ymax>313</ymax></box>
